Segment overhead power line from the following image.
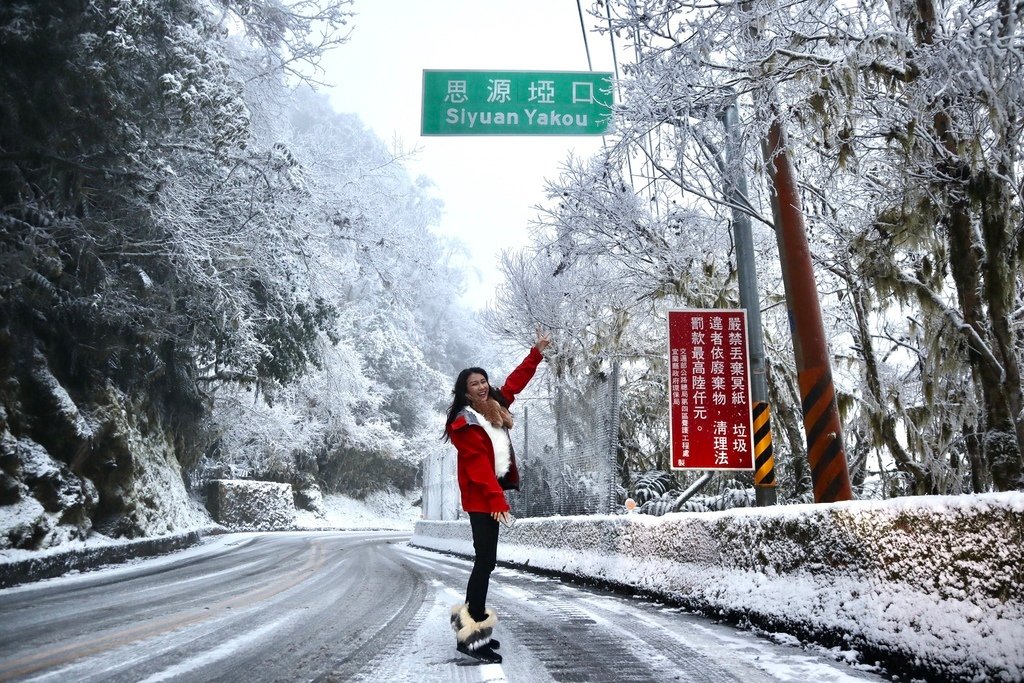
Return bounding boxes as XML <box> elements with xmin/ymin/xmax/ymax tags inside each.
<box><xmin>577</xmin><ymin>0</ymin><xmax>593</xmax><ymax>71</ymax></box>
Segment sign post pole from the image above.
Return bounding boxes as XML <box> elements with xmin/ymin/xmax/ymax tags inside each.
<box><xmin>721</xmin><ymin>99</ymin><xmax>777</xmax><ymax>506</ymax></box>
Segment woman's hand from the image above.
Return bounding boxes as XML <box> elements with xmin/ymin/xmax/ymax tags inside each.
<box><xmin>491</xmin><ymin>510</ymin><xmax>511</xmax><ymax>525</ymax></box>
<box><xmin>535</xmin><ymin>327</ymin><xmax>551</xmax><ymax>352</ymax></box>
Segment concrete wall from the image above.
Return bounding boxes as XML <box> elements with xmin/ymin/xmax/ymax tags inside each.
<box><xmin>0</xmin><ymin>531</ymin><xmax>206</xmax><ymax>589</ymax></box>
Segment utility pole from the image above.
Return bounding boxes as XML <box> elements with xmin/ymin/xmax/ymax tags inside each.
<box><xmin>762</xmin><ymin>114</ymin><xmax>853</xmax><ymax>503</ymax></box>
<box><xmin>720</xmin><ymin>99</ymin><xmax>777</xmax><ymax>506</ymax></box>
<box><xmin>522</xmin><ymin>406</ymin><xmax>529</xmax><ymax>515</ymax></box>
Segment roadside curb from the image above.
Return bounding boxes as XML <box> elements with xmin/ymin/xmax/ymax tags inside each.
<box><xmin>0</xmin><ymin>528</ymin><xmax>223</xmax><ymax>589</ymax></box>
<box><xmin>0</xmin><ymin>526</ymin><xmax>412</xmax><ymax>590</ymax></box>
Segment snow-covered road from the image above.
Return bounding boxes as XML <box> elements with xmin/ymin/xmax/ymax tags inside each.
<box><xmin>0</xmin><ymin>531</ymin><xmax>886</xmax><ymax>682</ymax></box>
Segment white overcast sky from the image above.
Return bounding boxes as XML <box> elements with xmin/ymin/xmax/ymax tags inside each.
<box><xmin>321</xmin><ymin>1</ymin><xmax>619</xmax><ymax>309</ymax></box>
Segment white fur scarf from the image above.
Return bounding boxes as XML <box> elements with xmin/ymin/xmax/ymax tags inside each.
<box><xmin>466</xmin><ymin>407</ymin><xmax>512</xmax><ymax>477</ymax></box>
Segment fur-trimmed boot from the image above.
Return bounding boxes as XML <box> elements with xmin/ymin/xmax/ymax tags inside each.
<box><xmin>450</xmin><ymin>604</ymin><xmax>502</xmax><ymax>664</ymax></box>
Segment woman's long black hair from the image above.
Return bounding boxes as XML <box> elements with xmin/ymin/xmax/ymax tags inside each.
<box><xmin>442</xmin><ymin>366</ymin><xmax>510</xmax><ymax>441</ymax></box>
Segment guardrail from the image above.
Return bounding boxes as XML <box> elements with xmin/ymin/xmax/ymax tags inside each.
<box><xmin>0</xmin><ymin>530</ymin><xmax>212</xmax><ymax>589</ymax></box>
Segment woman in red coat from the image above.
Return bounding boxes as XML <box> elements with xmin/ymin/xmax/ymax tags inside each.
<box><xmin>443</xmin><ymin>330</ymin><xmax>550</xmax><ymax>663</ymax></box>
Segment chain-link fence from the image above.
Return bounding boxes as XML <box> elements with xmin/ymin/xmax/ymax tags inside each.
<box><xmin>421</xmin><ymin>362</ymin><xmax>621</xmax><ymax>520</ymax></box>
<box><xmin>509</xmin><ymin>362</ymin><xmax>621</xmax><ymax>517</ymax></box>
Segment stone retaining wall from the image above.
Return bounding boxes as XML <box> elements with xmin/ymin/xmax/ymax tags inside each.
<box><xmin>206</xmin><ymin>479</ymin><xmax>295</xmax><ymax>531</ymax></box>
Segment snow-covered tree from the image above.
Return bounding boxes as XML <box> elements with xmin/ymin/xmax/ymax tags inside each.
<box><xmin>0</xmin><ymin>0</ymin><xmax>482</xmax><ymax>548</ymax></box>
<box><xmin>197</xmin><ymin>86</ymin><xmax>483</xmax><ymax>498</ymax></box>
<box><xmin>606</xmin><ymin>0</ymin><xmax>1024</xmax><ymax>493</ymax></box>
<box><xmin>491</xmin><ymin>0</ymin><xmax>1023</xmax><ymax>504</ymax></box>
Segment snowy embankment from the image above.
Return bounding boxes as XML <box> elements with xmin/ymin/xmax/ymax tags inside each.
<box><xmin>412</xmin><ymin>493</ymin><xmax>1024</xmax><ymax>682</ymax></box>
<box><xmin>204</xmin><ymin>480</ymin><xmax>419</xmax><ymax>532</ymax></box>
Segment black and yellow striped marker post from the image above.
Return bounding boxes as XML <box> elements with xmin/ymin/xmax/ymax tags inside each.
<box><xmin>752</xmin><ymin>401</ymin><xmax>776</xmax><ymax>491</ymax></box>
<box><xmin>799</xmin><ymin>367</ymin><xmax>852</xmax><ymax>502</ymax></box>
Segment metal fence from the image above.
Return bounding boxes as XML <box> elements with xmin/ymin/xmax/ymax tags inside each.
<box><xmin>422</xmin><ymin>362</ymin><xmax>621</xmax><ymax>520</ymax></box>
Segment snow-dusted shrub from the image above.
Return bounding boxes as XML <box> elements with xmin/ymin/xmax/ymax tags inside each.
<box><xmin>639</xmin><ymin>492</ymin><xmax>677</xmax><ymax>516</ymax></box>
<box><xmin>631</xmin><ymin>470</ymin><xmax>675</xmax><ymax>505</ymax></box>
<box><xmin>634</xmin><ymin>474</ymin><xmax>756</xmax><ymax>516</ymax></box>
<box><xmin>294</xmin><ymin>484</ymin><xmax>327</xmax><ymax>518</ymax></box>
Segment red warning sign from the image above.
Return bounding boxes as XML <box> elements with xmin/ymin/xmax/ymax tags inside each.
<box><xmin>668</xmin><ymin>309</ymin><xmax>754</xmax><ymax>470</ymax></box>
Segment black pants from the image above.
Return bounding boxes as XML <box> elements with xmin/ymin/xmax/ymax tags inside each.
<box><xmin>466</xmin><ymin>512</ymin><xmax>499</xmax><ymax>622</ymax></box>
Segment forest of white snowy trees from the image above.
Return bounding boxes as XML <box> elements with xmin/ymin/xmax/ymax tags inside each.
<box><xmin>0</xmin><ymin>0</ymin><xmax>490</xmax><ymax>549</ymax></box>
<box><xmin>1</xmin><ymin>0</ymin><xmax>1022</xmax><ymax>551</ymax></box>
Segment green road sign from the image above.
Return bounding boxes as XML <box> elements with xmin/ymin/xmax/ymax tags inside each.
<box><xmin>421</xmin><ymin>70</ymin><xmax>614</xmax><ymax>136</ymax></box>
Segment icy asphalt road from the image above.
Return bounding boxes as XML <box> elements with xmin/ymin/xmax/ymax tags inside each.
<box><xmin>0</xmin><ymin>531</ymin><xmax>887</xmax><ymax>682</ymax></box>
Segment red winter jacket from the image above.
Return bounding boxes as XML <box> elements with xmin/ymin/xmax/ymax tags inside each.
<box><xmin>448</xmin><ymin>346</ymin><xmax>543</xmax><ymax>513</ymax></box>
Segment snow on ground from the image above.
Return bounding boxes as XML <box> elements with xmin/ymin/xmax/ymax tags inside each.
<box><xmin>293</xmin><ymin>488</ymin><xmax>421</xmax><ymax>531</ymax></box>
<box><xmin>366</xmin><ymin>544</ymin><xmax>888</xmax><ymax>683</ymax></box>
<box><xmin>0</xmin><ymin>488</ymin><xmax>419</xmax><ymax>571</ymax></box>
<box><xmin>412</xmin><ymin>492</ymin><xmax>1024</xmax><ymax>682</ymax></box>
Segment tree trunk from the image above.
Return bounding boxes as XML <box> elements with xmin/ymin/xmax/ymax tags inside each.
<box><xmin>975</xmin><ymin>164</ymin><xmax>1024</xmax><ymax>487</ymax></box>
<box><xmin>915</xmin><ymin>0</ymin><xmax>1024</xmax><ymax>490</ymax></box>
